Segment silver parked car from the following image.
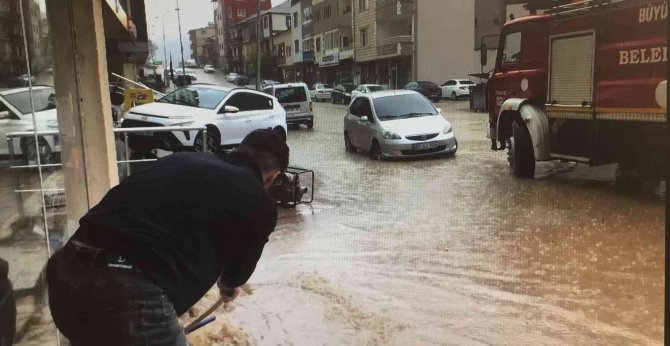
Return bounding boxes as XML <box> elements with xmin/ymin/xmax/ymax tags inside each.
<box><xmin>343</xmin><ymin>90</ymin><xmax>457</xmax><ymax>159</ymax></box>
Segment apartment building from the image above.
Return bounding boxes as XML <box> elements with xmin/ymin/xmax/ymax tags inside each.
<box><xmin>188</xmin><ymin>23</ymin><xmax>216</xmax><ymax>66</ymax></box>
<box><xmin>214</xmin><ymin>1</ymin><xmax>226</xmax><ymax>68</ymax></box>
<box><xmin>222</xmin><ymin>0</ymin><xmax>272</xmax><ymax>73</ymax></box>
<box><xmin>287</xmin><ymin>0</ymin><xmax>302</xmax><ymax>81</ymax></box>
<box><xmin>311</xmin><ymin>0</ymin><xmax>353</xmax><ymax>83</ymax></box>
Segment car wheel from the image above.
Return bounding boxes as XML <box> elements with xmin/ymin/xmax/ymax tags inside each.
<box><xmin>451</xmin><ymin>91</ymin><xmax>457</xmax><ymax>100</ymax></box>
<box><xmin>344</xmin><ymin>132</ymin><xmax>356</xmax><ymax>152</ymax></box>
<box><xmin>273</xmin><ymin>126</ymin><xmax>287</xmax><ymax>141</ymax></box>
<box><xmin>507</xmin><ymin>120</ymin><xmax>535</xmax><ymax>178</ymax></box>
<box><xmin>306</xmin><ymin>120</ymin><xmax>313</xmax><ymax>130</ymax></box>
<box><xmin>194</xmin><ymin>129</ymin><xmax>220</xmax><ymax>153</ymax></box>
<box><xmin>23</xmin><ymin>138</ymin><xmax>53</xmax><ymax>165</ymax></box>
<box><xmin>368</xmin><ymin>140</ymin><xmax>383</xmax><ymax>160</ymax></box>
<box><xmin>446</xmin><ymin>139</ymin><xmax>458</xmax><ymax>157</ymax></box>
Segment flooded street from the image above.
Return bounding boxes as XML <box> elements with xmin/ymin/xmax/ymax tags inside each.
<box><xmin>200</xmin><ymin>100</ymin><xmax>665</xmax><ymax>345</ymax></box>
<box><xmin>1</xmin><ymin>69</ymin><xmax>664</xmax><ymax>345</ymax></box>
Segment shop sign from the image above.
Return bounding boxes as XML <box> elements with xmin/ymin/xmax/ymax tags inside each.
<box><xmin>320</xmin><ymin>49</ymin><xmax>339</xmax><ymax>67</ymax></box>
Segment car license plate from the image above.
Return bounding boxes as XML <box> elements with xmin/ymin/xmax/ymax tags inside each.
<box><xmin>412</xmin><ymin>142</ymin><xmax>437</xmax><ymax>150</ymax></box>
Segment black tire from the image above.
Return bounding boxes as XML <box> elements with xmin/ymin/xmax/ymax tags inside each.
<box><xmin>507</xmin><ymin>120</ymin><xmax>535</xmax><ymax>178</ymax></box>
<box><xmin>368</xmin><ymin>140</ymin><xmax>383</xmax><ymax>160</ymax></box>
<box><xmin>23</xmin><ymin>138</ymin><xmax>53</xmax><ymax>165</ymax></box>
<box><xmin>193</xmin><ymin>129</ymin><xmax>220</xmax><ymax>153</ymax></box>
<box><xmin>273</xmin><ymin>126</ymin><xmax>287</xmax><ymax>141</ymax></box>
<box><xmin>451</xmin><ymin>91</ymin><xmax>457</xmax><ymax>100</ymax></box>
<box><xmin>332</xmin><ymin>96</ymin><xmax>337</xmax><ymax>104</ymax></box>
<box><xmin>306</xmin><ymin>120</ymin><xmax>313</xmax><ymax>129</ymax></box>
<box><xmin>344</xmin><ymin>132</ymin><xmax>355</xmax><ymax>152</ymax></box>
<box><xmin>446</xmin><ymin>139</ymin><xmax>458</xmax><ymax>157</ymax></box>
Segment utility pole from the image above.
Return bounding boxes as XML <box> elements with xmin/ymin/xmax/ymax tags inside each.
<box><xmin>256</xmin><ymin>0</ymin><xmax>261</xmax><ymax>90</ymax></box>
<box><xmin>176</xmin><ymin>0</ymin><xmax>186</xmax><ymax>78</ymax></box>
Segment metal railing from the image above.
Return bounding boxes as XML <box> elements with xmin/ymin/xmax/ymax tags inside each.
<box><xmin>6</xmin><ymin>125</ymin><xmax>209</xmax><ymax>196</ymax></box>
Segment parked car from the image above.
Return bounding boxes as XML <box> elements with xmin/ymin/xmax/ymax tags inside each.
<box><xmin>309</xmin><ymin>83</ymin><xmax>333</xmax><ymax>102</ymax></box>
<box><xmin>172</xmin><ymin>68</ymin><xmax>197</xmax><ymax>84</ymax></box>
<box><xmin>263</xmin><ymin>82</ymin><xmax>313</xmax><ymax>129</ymax></box>
<box><xmin>343</xmin><ymin>90</ymin><xmax>457</xmax><ymax>160</ymax></box>
<box><xmin>332</xmin><ymin>84</ymin><xmax>357</xmax><ymax>104</ymax></box>
<box><xmin>233</xmin><ymin>75</ymin><xmax>250</xmax><ymax>87</ymax></box>
<box><xmin>440</xmin><ymin>79</ymin><xmax>475</xmax><ymax>100</ymax></box>
<box><xmin>351</xmin><ymin>84</ymin><xmax>384</xmax><ymax>99</ymax></box>
<box><xmin>0</xmin><ymin>86</ymin><xmax>60</xmax><ymax>164</ymax></box>
<box><xmin>122</xmin><ymin>85</ymin><xmax>287</xmax><ymax>154</ymax></box>
<box><xmin>261</xmin><ymin>80</ymin><xmax>279</xmax><ymax>89</ymax></box>
<box><xmin>226</xmin><ymin>72</ymin><xmax>239</xmax><ymax>82</ymax></box>
<box><xmin>404</xmin><ymin>81</ymin><xmax>442</xmax><ymax>102</ymax></box>
<box><xmin>19</xmin><ymin>74</ymin><xmax>36</xmax><ymax>84</ymax></box>
<box><xmin>203</xmin><ymin>65</ymin><xmax>216</xmax><ymax>73</ymax></box>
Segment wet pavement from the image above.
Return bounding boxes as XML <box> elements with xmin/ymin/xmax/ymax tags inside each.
<box><xmin>214</xmin><ymin>98</ymin><xmax>664</xmax><ymax>345</ymax></box>
<box><xmin>1</xmin><ymin>69</ymin><xmax>665</xmax><ymax>345</ymax></box>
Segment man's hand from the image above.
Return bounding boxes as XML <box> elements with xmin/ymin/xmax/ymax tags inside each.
<box><xmin>217</xmin><ymin>279</ymin><xmax>240</xmax><ymax>303</ymax></box>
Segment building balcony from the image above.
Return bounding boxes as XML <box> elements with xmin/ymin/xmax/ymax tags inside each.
<box><xmin>376</xmin><ymin>0</ymin><xmax>414</xmax><ymax>19</ymax></box>
<box><xmin>376</xmin><ymin>36</ymin><xmax>413</xmax><ymax>58</ymax></box>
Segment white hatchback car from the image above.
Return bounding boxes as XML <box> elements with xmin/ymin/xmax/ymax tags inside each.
<box><xmin>0</xmin><ymin>86</ymin><xmax>60</xmax><ymax>164</ymax></box>
<box><xmin>122</xmin><ymin>85</ymin><xmax>287</xmax><ymax>154</ymax></box>
<box><xmin>309</xmin><ymin>83</ymin><xmax>333</xmax><ymax>102</ymax></box>
<box><xmin>343</xmin><ymin>90</ymin><xmax>457</xmax><ymax>159</ymax></box>
<box><xmin>440</xmin><ymin>79</ymin><xmax>475</xmax><ymax>100</ymax></box>
<box><xmin>203</xmin><ymin>65</ymin><xmax>216</xmax><ymax>73</ymax></box>
<box><xmin>351</xmin><ymin>84</ymin><xmax>384</xmax><ymax>99</ymax></box>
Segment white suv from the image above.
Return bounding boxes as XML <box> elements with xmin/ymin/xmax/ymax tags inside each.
<box><xmin>263</xmin><ymin>83</ymin><xmax>313</xmax><ymax>129</ymax></box>
<box><xmin>122</xmin><ymin>85</ymin><xmax>287</xmax><ymax>154</ymax></box>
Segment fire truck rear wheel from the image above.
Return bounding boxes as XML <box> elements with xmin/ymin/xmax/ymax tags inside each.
<box><xmin>507</xmin><ymin>120</ymin><xmax>535</xmax><ymax>178</ymax></box>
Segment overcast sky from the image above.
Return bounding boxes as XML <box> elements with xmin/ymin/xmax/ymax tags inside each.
<box><xmin>144</xmin><ymin>0</ymin><xmax>284</xmax><ymax>64</ymax></box>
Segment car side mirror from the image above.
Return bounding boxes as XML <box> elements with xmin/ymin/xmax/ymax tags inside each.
<box><xmin>360</xmin><ymin>116</ymin><xmax>369</xmax><ymax>122</ymax></box>
<box><xmin>223</xmin><ymin>105</ymin><xmax>240</xmax><ymax>114</ymax></box>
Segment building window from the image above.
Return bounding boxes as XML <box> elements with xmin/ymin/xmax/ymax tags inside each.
<box><xmin>324</xmin><ymin>5</ymin><xmax>331</xmax><ymax>19</ymax></box>
<box><xmin>286</xmin><ymin>15</ymin><xmax>291</xmax><ymax>28</ymax></box>
<box><xmin>360</xmin><ymin>28</ymin><xmax>368</xmax><ymax>47</ymax></box>
<box><xmin>342</xmin><ymin>36</ymin><xmax>351</xmax><ymax>48</ymax></box>
<box><xmin>287</xmin><ymin>46</ymin><xmax>291</xmax><ymax>57</ymax></box>
<box><xmin>295</xmin><ymin>39</ymin><xmax>300</xmax><ymax>53</ymax></box>
<box><xmin>263</xmin><ymin>16</ymin><xmax>269</xmax><ymax>29</ymax></box>
<box><xmin>237</xmin><ymin>9</ymin><xmax>245</xmax><ymax>17</ymax></box>
<box><xmin>359</xmin><ymin>0</ymin><xmax>368</xmax><ymax>12</ymax></box>
<box><xmin>293</xmin><ymin>12</ymin><xmax>298</xmax><ymax>28</ymax></box>
<box><xmin>316</xmin><ymin>37</ymin><xmax>321</xmax><ymax>53</ymax></box>
<box><xmin>314</xmin><ymin>9</ymin><xmax>320</xmax><ymax>23</ymax></box>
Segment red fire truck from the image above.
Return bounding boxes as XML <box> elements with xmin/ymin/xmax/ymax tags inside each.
<box><xmin>485</xmin><ymin>0</ymin><xmax>666</xmax><ymax>179</ymax></box>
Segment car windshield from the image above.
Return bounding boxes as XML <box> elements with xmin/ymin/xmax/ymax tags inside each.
<box><xmin>367</xmin><ymin>86</ymin><xmax>383</xmax><ymax>92</ymax></box>
<box><xmin>3</xmin><ymin>88</ymin><xmax>56</xmax><ymax>114</ymax></box>
<box><xmin>158</xmin><ymin>87</ymin><xmax>228</xmax><ymax>109</ymax></box>
<box><xmin>373</xmin><ymin>94</ymin><xmax>438</xmax><ymax>121</ymax></box>
<box><xmin>275</xmin><ymin>87</ymin><xmax>307</xmax><ymax>103</ymax></box>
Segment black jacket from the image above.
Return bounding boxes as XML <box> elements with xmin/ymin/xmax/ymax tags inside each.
<box><xmin>72</xmin><ymin>152</ymin><xmax>277</xmax><ymax>315</ymax></box>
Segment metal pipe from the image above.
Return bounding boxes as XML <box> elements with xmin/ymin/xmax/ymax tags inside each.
<box><xmin>202</xmin><ymin>128</ymin><xmax>209</xmax><ymax>152</ymax></box>
<box><xmin>124</xmin><ymin>132</ymin><xmax>131</xmax><ymax>177</ymax></box>
<box><xmin>110</xmin><ymin>72</ymin><xmax>165</xmax><ymax>97</ymax></box>
<box><xmin>256</xmin><ymin>0</ymin><xmax>262</xmax><ymax>91</ymax></box>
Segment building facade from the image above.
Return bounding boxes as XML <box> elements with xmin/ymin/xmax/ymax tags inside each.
<box><xmin>214</xmin><ymin>0</ymin><xmax>226</xmax><ymax>68</ymax></box>
<box><xmin>188</xmin><ymin>23</ymin><xmax>216</xmax><ymax>66</ymax></box>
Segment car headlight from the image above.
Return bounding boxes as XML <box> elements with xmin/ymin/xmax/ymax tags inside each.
<box><xmin>383</xmin><ymin>129</ymin><xmax>402</xmax><ymax>140</ymax></box>
<box><xmin>443</xmin><ymin>124</ymin><xmax>453</xmax><ymax>134</ymax></box>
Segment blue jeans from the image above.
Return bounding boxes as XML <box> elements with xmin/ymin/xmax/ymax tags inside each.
<box><xmin>46</xmin><ymin>241</ymin><xmax>188</xmax><ymax>346</ymax></box>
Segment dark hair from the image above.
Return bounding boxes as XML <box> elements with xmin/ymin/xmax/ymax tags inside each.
<box><xmin>237</xmin><ymin>129</ymin><xmax>289</xmax><ymax>172</ymax></box>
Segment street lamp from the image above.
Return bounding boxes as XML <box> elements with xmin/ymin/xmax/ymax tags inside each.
<box><xmin>157</xmin><ymin>10</ymin><xmax>171</xmax><ymax>86</ymax></box>
<box><xmin>176</xmin><ymin>0</ymin><xmax>186</xmax><ymax>78</ymax></box>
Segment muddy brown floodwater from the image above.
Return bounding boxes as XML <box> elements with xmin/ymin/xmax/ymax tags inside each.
<box><xmin>185</xmin><ymin>100</ymin><xmax>664</xmax><ymax>346</ymax></box>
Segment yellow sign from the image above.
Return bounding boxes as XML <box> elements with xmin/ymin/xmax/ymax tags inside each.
<box><xmin>123</xmin><ymin>89</ymin><xmax>154</xmax><ymax>111</ymax></box>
